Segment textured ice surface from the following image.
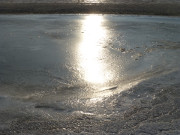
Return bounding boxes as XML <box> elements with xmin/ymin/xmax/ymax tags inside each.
<box><xmin>0</xmin><ymin>15</ymin><xmax>180</xmax><ymax>134</ymax></box>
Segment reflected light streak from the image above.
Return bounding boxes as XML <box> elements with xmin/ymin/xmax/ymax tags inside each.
<box><xmin>78</xmin><ymin>15</ymin><xmax>112</xmax><ymax>85</ymax></box>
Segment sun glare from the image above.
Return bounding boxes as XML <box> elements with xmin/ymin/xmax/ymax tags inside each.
<box><xmin>80</xmin><ymin>0</ymin><xmax>102</xmax><ymax>3</ymax></box>
<box><xmin>77</xmin><ymin>15</ymin><xmax>112</xmax><ymax>85</ymax></box>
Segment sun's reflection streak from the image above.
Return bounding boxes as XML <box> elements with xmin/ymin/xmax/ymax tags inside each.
<box><xmin>77</xmin><ymin>15</ymin><xmax>113</xmax><ymax>85</ymax></box>
<box><xmin>75</xmin><ymin>15</ymin><xmax>143</xmax><ymax>104</ymax></box>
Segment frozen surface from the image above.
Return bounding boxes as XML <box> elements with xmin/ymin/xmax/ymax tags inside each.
<box><xmin>0</xmin><ymin>14</ymin><xmax>180</xmax><ymax>134</ymax></box>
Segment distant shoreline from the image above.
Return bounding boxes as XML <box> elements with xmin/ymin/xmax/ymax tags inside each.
<box><xmin>0</xmin><ymin>3</ymin><xmax>180</xmax><ymax>16</ymax></box>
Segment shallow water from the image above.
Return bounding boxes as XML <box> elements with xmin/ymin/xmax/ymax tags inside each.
<box><xmin>0</xmin><ymin>14</ymin><xmax>180</xmax><ymax>134</ymax></box>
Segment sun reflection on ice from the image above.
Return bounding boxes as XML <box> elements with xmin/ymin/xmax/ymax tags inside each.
<box><xmin>76</xmin><ymin>15</ymin><xmax>143</xmax><ymax>104</ymax></box>
<box><xmin>78</xmin><ymin>15</ymin><xmax>113</xmax><ymax>85</ymax></box>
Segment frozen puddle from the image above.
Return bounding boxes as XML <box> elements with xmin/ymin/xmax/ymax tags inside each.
<box><xmin>0</xmin><ymin>14</ymin><xmax>180</xmax><ymax>134</ymax></box>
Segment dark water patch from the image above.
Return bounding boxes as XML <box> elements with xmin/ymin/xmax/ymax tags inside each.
<box><xmin>156</xmin><ymin>41</ymin><xmax>180</xmax><ymax>50</ymax></box>
<box><xmin>34</xmin><ymin>102</ymin><xmax>73</xmax><ymax>112</ymax></box>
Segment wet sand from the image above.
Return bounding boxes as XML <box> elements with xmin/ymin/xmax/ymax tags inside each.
<box><xmin>0</xmin><ymin>3</ymin><xmax>180</xmax><ymax>15</ymax></box>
